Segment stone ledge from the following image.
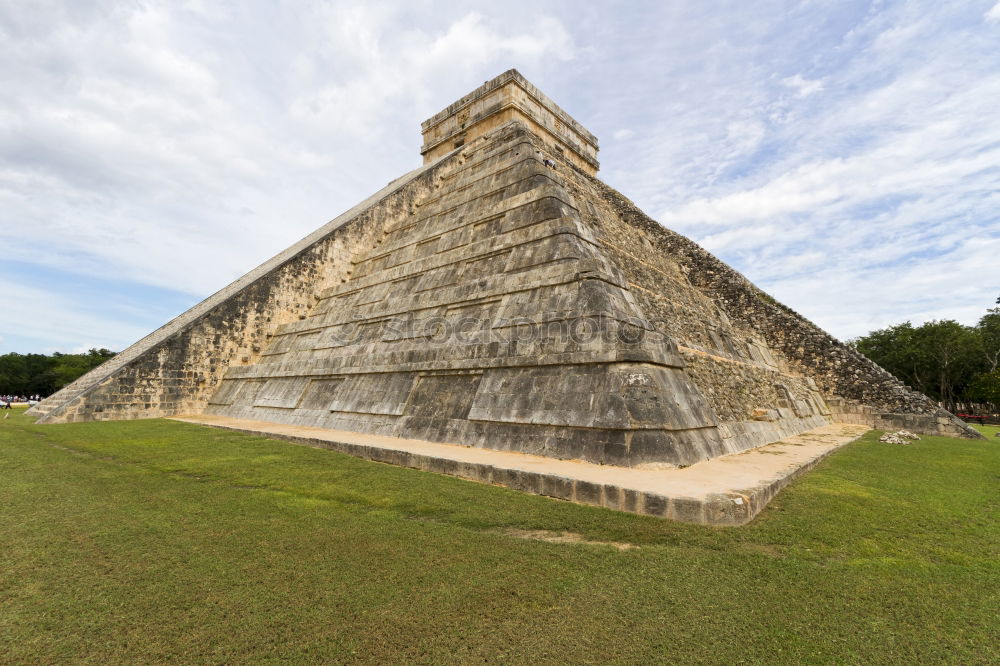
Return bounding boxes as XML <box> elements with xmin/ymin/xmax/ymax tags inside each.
<box><xmin>169</xmin><ymin>415</ymin><xmax>869</xmax><ymax>526</ymax></box>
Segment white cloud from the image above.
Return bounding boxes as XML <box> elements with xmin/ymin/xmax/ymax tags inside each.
<box><xmin>781</xmin><ymin>74</ymin><xmax>824</xmax><ymax>97</ymax></box>
<box><xmin>627</xmin><ymin>2</ymin><xmax>1000</xmax><ymax>338</ymax></box>
<box><xmin>985</xmin><ymin>2</ymin><xmax>1000</xmax><ymax>22</ymax></box>
<box><xmin>763</xmin><ymin>236</ymin><xmax>1000</xmax><ymax>339</ymax></box>
<box><xmin>0</xmin><ymin>279</ymin><xmax>148</xmax><ymax>353</ymax></box>
<box><xmin>0</xmin><ymin>2</ymin><xmax>578</xmax><ymax>352</ymax></box>
<box><xmin>288</xmin><ymin>10</ymin><xmax>574</xmax><ymax>146</ymax></box>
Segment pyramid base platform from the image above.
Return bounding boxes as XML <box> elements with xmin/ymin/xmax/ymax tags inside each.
<box><xmin>170</xmin><ymin>415</ymin><xmax>869</xmax><ymax>525</ymax></box>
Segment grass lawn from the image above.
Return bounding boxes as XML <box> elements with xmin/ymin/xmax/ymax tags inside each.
<box><xmin>973</xmin><ymin>423</ymin><xmax>1000</xmax><ymax>439</ymax></box>
<box><xmin>1</xmin><ymin>412</ymin><xmax>997</xmax><ymax>664</ymax></box>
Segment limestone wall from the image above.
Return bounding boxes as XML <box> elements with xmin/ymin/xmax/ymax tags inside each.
<box><xmin>578</xmin><ymin>173</ymin><xmax>979</xmax><ymax>439</ymax></box>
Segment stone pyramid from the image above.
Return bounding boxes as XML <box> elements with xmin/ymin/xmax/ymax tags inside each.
<box><xmin>30</xmin><ymin>70</ymin><xmax>977</xmax><ymax>468</ymax></box>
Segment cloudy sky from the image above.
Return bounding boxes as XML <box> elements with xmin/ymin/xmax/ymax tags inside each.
<box><xmin>2</xmin><ymin>0</ymin><xmax>999</xmax><ymax>354</ymax></box>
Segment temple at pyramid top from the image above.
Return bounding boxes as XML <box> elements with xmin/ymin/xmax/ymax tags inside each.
<box><xmin>420</xmin><ymin>69</ymin><xmax>600</xmax><ymax>174</ymax></box>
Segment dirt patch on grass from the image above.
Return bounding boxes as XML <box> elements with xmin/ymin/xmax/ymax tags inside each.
<box><xmin>502</xmin><ymin>528</ymin><xmax>638</xmax><ymax>551</ymax></box>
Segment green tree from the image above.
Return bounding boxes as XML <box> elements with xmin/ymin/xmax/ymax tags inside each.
<box><xmin>0</xmin><ymin>353</ymin><xmax>56</xmax><ymax>395</ymax></box>
<box><xmin>977</xmin><ymin>305</ymin><xmax>1000</xmax><ymax>373</ymax></box>
<box><xmin>0</xmin><ymin>349</ymin><xmax>116</xmax><ymax>396</ymax></box>
<box><xmin>913</xmin><ymin>320</ymin><xmax>980</xmax><ymax>409</ymax></box>
<box><xmin>51</xmin><ymin>348</ymin><xmax>115</xmax><ymax>390</ymax></box>
<box><xmin>852</xmin><ymin>320</ymin><xmax>981</xmax><ymax>410</ymax></box>
<box><xmin>851</xmin><ymin>322</ymin><xmax>929</xmax><ymax>394</ymax></box>
<box><xmin>966</xmin><ymin>370</ymin><xmax>1000</xmax><ymax>406</ymax></box>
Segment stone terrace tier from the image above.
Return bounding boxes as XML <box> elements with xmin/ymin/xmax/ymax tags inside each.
<box><xmin>209</xmin><ymin>124</ymin><xmax>727</xmax><ymax>467</ymax></box>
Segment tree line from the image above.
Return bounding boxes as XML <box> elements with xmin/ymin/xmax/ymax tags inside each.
<box><xmin>850</xmin><ymin>297</ymin><xmax>1000</xmax><ymax>412</ymax></box>
<box><xmin>0</xmin><ymin>349</ymin><xmax>117</xmax><ymax>397</ymax></box>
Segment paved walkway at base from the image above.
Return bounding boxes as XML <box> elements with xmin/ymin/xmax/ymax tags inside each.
<box><xmin>170</xmin><ymin>415</ymin><xmax>869</xmax><ymax>525</ymax></box>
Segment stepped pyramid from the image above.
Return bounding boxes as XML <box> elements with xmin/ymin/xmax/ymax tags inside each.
<box><xmin>30</xmin><ymin>70</ymin><xmax>977</xmax><ymax>469</ymax></box>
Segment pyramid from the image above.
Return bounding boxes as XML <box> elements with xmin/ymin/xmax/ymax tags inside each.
<box><xmin>30</xmin><ymin>70</ymin><xmax>979</xmax><ymax>470</ymax></box>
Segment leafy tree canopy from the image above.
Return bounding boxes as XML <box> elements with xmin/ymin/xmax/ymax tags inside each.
<box><xmin>851</xmin><ymin>296</ymin><xmax>1000</xmax><ymax>411</ymax></box>
<box><xmin>0</xmin><ymin>349</ymin><xmax>116</xmax><ymax>397</ymax></box>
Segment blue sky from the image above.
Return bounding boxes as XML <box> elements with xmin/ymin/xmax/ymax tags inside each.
<box><xmin>2</xmin><ymin>0</ymin><xmax>999</xmax><ymax>354</ymax></box>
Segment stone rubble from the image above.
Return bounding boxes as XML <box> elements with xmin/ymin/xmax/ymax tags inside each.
<box><xmin>879</xmin><ymin>430</ymin><xmax>922</xmax><ymax>444</ymax></box>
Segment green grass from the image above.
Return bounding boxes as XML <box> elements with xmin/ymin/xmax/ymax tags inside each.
<box><xmin>973</xmin><ymin>423</ymin><xmax>1000</xmax><ymax>439</ymax></box>
<box><xmin>1</xmin><ymin>412</ymin><xmax>997</xmax><ymax>664</ymax></box>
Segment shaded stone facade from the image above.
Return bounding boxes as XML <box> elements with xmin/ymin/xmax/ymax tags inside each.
<box><xmin>29</xmin><ymin>70</ymin><xmax>980</xmax><ymax>463</ymax></box>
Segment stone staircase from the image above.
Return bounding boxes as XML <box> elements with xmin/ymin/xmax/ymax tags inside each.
<box><xmin>27</xmin><ymin>340</ymin><xmax>156</xmax><ymax>420</ymax></box>
<box><xmin>29</xmin><ymin>162</ymin><xmax>436</xmax><ymax>424</ymax></box>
